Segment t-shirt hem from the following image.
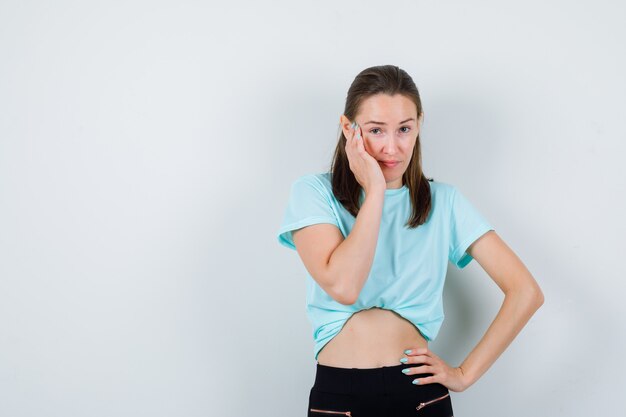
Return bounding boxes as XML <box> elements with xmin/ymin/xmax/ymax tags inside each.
<box><xmin>451</xmin><ymin>223</ymin><xmax>494</xmax><ymax>269</ymax></box>
<box><xmin>277</xmin><ymin>216</ymin><xmax>340</xmax><ymax>250</ymax></box>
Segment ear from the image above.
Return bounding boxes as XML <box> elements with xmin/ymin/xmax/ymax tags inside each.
<box><xmin>339</xmin><ymin>114</ymin><xmax>355</xmax><ymax>137</ymax></box>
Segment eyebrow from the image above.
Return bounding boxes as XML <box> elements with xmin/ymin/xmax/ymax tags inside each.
<box><xmin>363</xmin><ymin>118</ymin><xmax>415</xmax><ymax>126</ymax></box>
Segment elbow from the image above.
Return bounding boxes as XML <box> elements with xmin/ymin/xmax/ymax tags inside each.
<box><xmin>331</xmin><ymin>286</ymin><xmax>358</xmax><ymax>306</ymax></box>
<box><xmin>519</xmin><ymin>282</ymin><xmax>545</xmax><ymax>312</ymax></box>
<box><xmin>505</xmin><ymin>281</ymin><xmax>544</xmax><ymax>312</ymax></box>
<box><xmin>533</xmin><ymin>285</ymin><xmax>545</xmax><ymax>310</ymax></box>
<box><xmin>328</xmin><ymin>281</ymin><xmax>359</xmax><ymax>306</ymax></box>
<box><xmin>321</xmin><ymin>264</ymin><xmax>360</xmax><ymax>305</ymax></box>
<box><xmin>528</xmin><ymin>279</ymin><xmax>545</xmax><ymax>309</ymax></box>
<box><xmin>335</xmin><ymin>294</ymin><xmax>358</xmax><ymax>306</ymax></box>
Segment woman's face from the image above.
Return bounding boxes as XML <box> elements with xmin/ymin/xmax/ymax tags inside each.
<box><xmin>342</xmin><ymin>93</ymin><xmax>423</xmax><ymax>189</ymax></box>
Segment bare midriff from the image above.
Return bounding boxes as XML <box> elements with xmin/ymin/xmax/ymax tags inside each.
<box><xmin>316</xmin><ymin>307</ymin><xmax>429</xmax><ymax>369</ymax></box>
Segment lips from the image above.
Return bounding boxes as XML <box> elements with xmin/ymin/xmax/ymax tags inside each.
<box><xmin>380</xmin><ymin>160</ymin><xmax>400</xmax><ymax>167</ymax></box>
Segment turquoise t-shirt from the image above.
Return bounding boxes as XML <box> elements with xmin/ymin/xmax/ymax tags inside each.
<box><xmin>276</xmin><ymin>172</ymin><xmax>494</xmax><ymax>361</ymax></box>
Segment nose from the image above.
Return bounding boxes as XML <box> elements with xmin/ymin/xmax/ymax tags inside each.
<box><xmin>382</xmin><ymin>134</ymin><xmax>399</xmax><ymax>155</ymax></box>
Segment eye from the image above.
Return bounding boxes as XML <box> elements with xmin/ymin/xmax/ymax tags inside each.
<box><xmin>370</xmin><ymin>128</ymin><xmax>382</xmax><ymax>134</ymax></box>
<box><xmin>400</xmin><ymin>126</ymin><xmax>411</xmax><ymax>133</ymax></box>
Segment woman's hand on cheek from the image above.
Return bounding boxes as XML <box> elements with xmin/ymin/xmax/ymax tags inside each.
<box><xmin>399</xmin><ymin>347</ymin><xmax>470</xmax><ymax>393</ymax></box>
<box><xmin>345</xmin><ymin>121</ymin><xmax>386</xmax><ymax>193</ymax></box>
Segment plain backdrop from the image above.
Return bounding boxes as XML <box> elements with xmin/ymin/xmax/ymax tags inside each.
<box><xmin>1</xmin><ymin>1</ymin><xmax>624</xmax><ymax>416</ymax></box>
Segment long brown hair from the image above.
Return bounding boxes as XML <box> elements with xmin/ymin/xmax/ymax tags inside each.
<box><xmin>328</xmin><ymin>64</ymin><xmax>433</xmax><ymax>228</ymax></box>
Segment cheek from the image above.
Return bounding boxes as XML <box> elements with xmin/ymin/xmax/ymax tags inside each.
<box><xmin>363</xmin><ymin>139</ymin><xmax>378</xmax><ymax>152</ymax></box>
<box><xmin>400</xmin><ymin>142</ymin><xmax>415</xmax><ymax>155</ymax></box>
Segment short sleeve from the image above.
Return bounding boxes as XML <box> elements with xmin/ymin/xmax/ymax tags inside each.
<box><xmin>448</xmin><ymin>186</ymin><xmax>494</xmax><ymax>269</ymax></box>
<box><xmin>276</xmin><ymin>175</ymin><xmax>340</xmax><ymax>250</ymax></box>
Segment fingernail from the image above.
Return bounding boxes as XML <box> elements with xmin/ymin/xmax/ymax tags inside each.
<box><xmin>400</xmin><ymin>357</ymin><xmax>408</xmax><ymax>363</ymax></box>
<box><xmin>404</xmin><ymin>349</ymin><xmax>412</xmax><ymax>354</ymax></box>
<box><xmin>401</xmin><ymin>368</ymin><xmax>410</xmax><ymax>374</ymax></box>
<box><xmin>412</xmin><ymin>379</ymin><xmax>420</xmax><ymax>385</ymax></box>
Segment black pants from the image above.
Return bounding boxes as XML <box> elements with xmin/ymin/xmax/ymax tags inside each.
<box><xmin>308</xmin><ymin>362</ymin><xmax>454</xmax><ymax>417</ymax></box>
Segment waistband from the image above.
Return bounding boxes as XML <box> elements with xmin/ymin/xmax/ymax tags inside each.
<box><xmin>313</xmin><ymin>362</ymin><xmax>439</xmax><ymax>396</ymax></box>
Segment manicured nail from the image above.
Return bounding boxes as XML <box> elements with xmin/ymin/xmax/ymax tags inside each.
<box><xmin>404</xmin><ymin>349</ymin><xmax>412</xmax><ymax>354</ymax></box>
<box><xmin>412</xmin><ymin>379</ymin><xmax>420</xmax><ymax>385</ymax></box>
<box><xmin>400</xmin><ymin>357</ymin><xmax>408</xmax><ymax>363</ymax></box>
<box><xmin>401</xmin><ymin>368</ymin><xmax>410</xmax><ymax>374</ymax></box>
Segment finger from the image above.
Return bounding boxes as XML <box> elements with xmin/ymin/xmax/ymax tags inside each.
<box><xmin>402</xmin><ymin>365</ymin><xmax>433</xmax><ymax>375</ymax></box>
<box><xmin>409</xmin><ymin>348</ymin><xmax>441</xmax><ymax>364</ymax></box>
<box><xmin>407</xmin><ymin>355</ymin><xmax>433</xmax><ymax>365</ymax></box>
<box><xmin>350</xmin><ymin>121</ymin><xmax>358</xmax><ymax>140</ymax></box>
<box><xmin>401</xmin><ymin>354</ymin><xmax>422</xmax><ymax>365</ymax></box>
<box><xmin>412</xmin><ymin>375</ymin><xmax>439</xmax><ymax>386</ymax></box>
<box><xmin>405</xmin><ymin>347</ymin><xmax>428</xmax><ymax>356</ymax></box>
<box><xmin>347</xmin><ymin>122</ymin><xmax>358</xmax><ymax>148</ymax></box>
<box><xmin>345</xmin><ymin>124</ymin><xmax>355</xmax><ymax>150</ymax></box>
<box><xmin>350</xmin><ymin>121</ymin><xmax>361</xmax><ymax>140</ymax></box>
<box><xmin>355</xmin><ymin>127</ymin><xmax>368</xmax><ymax>154</ymax></box>
<box><xmin>356</xmin><ymin>127</ymin><xmax>365</xmax><ymax>147</ymax></box>
<box><xmin>420</xmin><ymin>347</ymin><xmax>436</xmax><ymax>356</ymax></box>
<box><xmin>424</xmin><ymin>349</ymin><xmax>441</xmax><ymax>361</ymax></box>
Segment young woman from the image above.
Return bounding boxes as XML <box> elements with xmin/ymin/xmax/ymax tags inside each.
<box><xmin>277</xmin><ymin>65</ymin><xmax>544</xmax><ymax>417</ymax></box>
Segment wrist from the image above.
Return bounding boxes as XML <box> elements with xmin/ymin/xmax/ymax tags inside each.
<box><xmin>457</xmin><ymin>365</ymin><xmax>475</xmax><ymax>390</ymax></box>
<box><xmin>364</xmin><ymin>184</ymin><xmax>386</xmax><ymax>196</ymax></box>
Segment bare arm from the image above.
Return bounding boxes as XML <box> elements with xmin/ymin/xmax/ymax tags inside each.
<box><xmin>327</xmin><ymin>188</ymin><xmax>385</xmax><ymax>304</ymax></box>
<box><xmin>292</xmin><ymin>187</ymin><xmax>385</xmax><ymax>305</ymax></box>
<box><xmin>403</xmin><ymin>230</ymin><xmax>545</xmax><ymax>391</ymax></box>
<box><xmin>457</xmin><ymin>230</ymin><xmax>545</xmax><ymax>387</ymax></box>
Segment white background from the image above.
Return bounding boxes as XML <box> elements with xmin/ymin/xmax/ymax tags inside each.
<box><xmin>1</xmin><ymin>1</ymin><xmax>624</xmax><ymax>416</ymax></box>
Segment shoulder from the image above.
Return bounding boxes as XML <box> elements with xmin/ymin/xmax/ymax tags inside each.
<box><xmin>296</xmin><ymin>171</ymin><xmax>331</xmax><ymax>185</ymax></box>
<box><xmin>292</xmin><ymin>172</ymin><xmax>331</xmax><ymax>187</ymax></box>
<box><xmin>428</xmin><ymin>179</ymin><xmax>457</xmax><ymax>202</ymax></box>
<box><xmin>290</xmin><ymin>172</ymin><xmax>334</xmax><ymax>197</ymax></box>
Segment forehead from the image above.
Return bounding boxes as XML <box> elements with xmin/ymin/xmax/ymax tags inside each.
<box><xmin>357</xmin><ymin>93</ymin><xmax>417</xmax><ymax>121</ymax></box>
